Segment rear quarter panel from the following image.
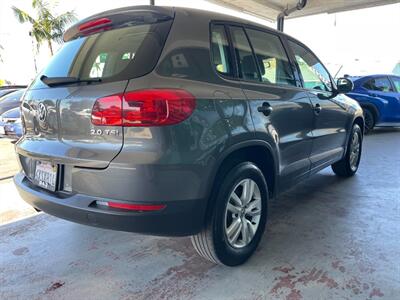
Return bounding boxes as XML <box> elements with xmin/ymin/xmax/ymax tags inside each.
<box><xmin>104</xmin><ymin>9</ymin><xmax>257</xmax><ymax>204</ymax></box>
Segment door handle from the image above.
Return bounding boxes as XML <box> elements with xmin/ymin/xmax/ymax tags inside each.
<box><xmin>314</xmin><ymin>103</ymin><xmax>322</xmax><ymax>114</ymax></box>
<box><xmin>257</xmin><ymin>102</ymin><xmax>273</xmax><ymax>116</ymax></box>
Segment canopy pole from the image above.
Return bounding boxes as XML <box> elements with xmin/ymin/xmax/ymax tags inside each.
<box><xmin>277</xmin><ymin>0</ymin><xmax>307</xmax><ymax>32</ymax></box>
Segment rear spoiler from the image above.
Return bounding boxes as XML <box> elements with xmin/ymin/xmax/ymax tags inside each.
<box><xmin>63</xmin><ymin>5</ymin><xmax>175</xmax><ymax>42</ymax></box>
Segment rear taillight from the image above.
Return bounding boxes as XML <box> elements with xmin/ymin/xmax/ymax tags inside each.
<box><xmin>91</xmin><ymin>89</ymin><xmax>195</xmax><ymax>127</ymax></box>
<box><xmin>91</xmin><ymin>94</ymin><xmax>123</xmax><ymax>126</ymax></box>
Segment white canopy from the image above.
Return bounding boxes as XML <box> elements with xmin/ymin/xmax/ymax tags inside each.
<box><xmin>209</xmin><ymin>0</ymin><xmax>400</xmax><ymax>21</ymax></box>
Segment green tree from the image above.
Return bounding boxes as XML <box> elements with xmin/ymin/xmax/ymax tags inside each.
<box><xmin>12</xmin><ymin>0</ymin><xmax>76</xmax><ymax>56</ymax></box>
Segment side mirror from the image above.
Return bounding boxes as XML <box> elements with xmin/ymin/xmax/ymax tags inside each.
<box><xmin>336</xmin><ymin>77</ymin><xmax>354</xmax><ymax>94</ymax></box>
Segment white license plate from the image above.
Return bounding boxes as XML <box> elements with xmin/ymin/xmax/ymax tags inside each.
<box><xmin>0</xmin><ymin>126</ymin><xmax>5</xmax><ymax>135</ymax></box>
<box><xmin>34</xmin><ymin>161</ymin><xmax>58</xmax><ymax>191</ymax></box>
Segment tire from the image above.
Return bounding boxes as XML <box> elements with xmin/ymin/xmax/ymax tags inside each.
<box><xmin>191</xmin><ymin>162</ymin><xmax>268</xmax><ymax>266</ymax></box>
<box><xmin>332</xmin><ymin>124</ymin><xmax>363</xmax><ymax>177</ymax></box>
<box><xmin>363</xmin><ymin>108</ymin><xmax>375</xmax><ymax>134</ymax></box>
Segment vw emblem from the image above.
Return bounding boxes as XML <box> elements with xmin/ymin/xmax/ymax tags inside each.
<box><xmin>38</xmin><ymin>103</ymin><xmax>47</xmax><ymax>122</ymax></box>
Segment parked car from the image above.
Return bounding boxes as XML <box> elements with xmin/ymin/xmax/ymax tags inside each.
<box><xmin>346</xmin><ymin>75</ymin><xmax>400</xmax><ymax>132</ymax></box>
<box><xmin>0</xmin><ymin>89</ymin><xmax>25</xmax><ymax>115</ymax></box>
<box><xmin>0</xmin><ymin>107</ymin><xmax>23</xmax><ymax>140</ymax></box>
<box><xmin>0</xmin><ymin>85</ymin><xmax>26</xmax><ymax>98</ymax></box>
<box><xmin>14</xmin><ymin>6</ymin><xmax>364</xmax><ymax>266</ymax></box>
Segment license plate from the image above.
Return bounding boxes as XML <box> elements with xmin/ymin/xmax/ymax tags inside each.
<box><xmin>34</xmin><ymin>161</ymin><xmax>58</xmax><ymax>191</ymax></box>
<box><xmin>0</xmin><ymin>126</ymin><xmax>4</xmax><ymax>135</ymax></box>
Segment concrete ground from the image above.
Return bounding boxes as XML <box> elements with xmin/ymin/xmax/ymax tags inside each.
<box><xmin>0</xmin><ymin>139</ymin><xmax>36</xmax><ymax>224</ymax></box>
<box><xmin>0</xmin><ymin>128</ymin><xmax>399</xmax><ymax>300</ymax></box>
<box><xmin>0</xmin><ymin>139</ymin><xmax>20</xmax><ymax>180</ymax></box>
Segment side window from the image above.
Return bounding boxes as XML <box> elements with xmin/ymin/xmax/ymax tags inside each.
<box><xmin>230</xmin><ymin>26</ymin><xmax>259</xmax><ymax>81</ymax></box>
<box><xmin>246</xmin><ymin>29</ymin><xmax>296</xmax><ymax>87</ymax></box>
<box><xmin>210</xmin><ymin>25</ymin><xmax>233</xmax><ymax>76</ymax></box>
<box><xmin>391</xmin><ymin>77</ymin><xmax>400</xmax><ymax>92</ymax></box>
<box><xmin>289</xmin><ymin>41</ymin><xmax>332</xmax><ymax>92</ymax></box>
<box><xmin>364</xmin><ymin>78</ymin><xmax>394</xmax><ymax>92</ymax></box>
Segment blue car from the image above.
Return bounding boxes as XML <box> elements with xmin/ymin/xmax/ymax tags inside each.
<box><xmin>0</xmin><ymin>107</ymin><xmax>23</xmax><ymax>140</ymax></box>
<box><xmin>346</xmin><ymin>75</ymin><xmax>400</xmax><ymax>132</ymax></box>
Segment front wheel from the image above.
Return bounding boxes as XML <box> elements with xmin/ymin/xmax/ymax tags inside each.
<box><xmin>191</xmin><ymin>162</ymin><xmax>268</xmax><ymax>266</ymax></box>
<box><xmin>332</xmin><ymin>124</ymin><xmax>363</xmax><ymax>177</ymax></box>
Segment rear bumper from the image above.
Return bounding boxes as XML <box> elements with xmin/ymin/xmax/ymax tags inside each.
<box><xmin>14</xmin><ymin>172</ymin><xmax>206</xmax><ymax>236</ymax></box>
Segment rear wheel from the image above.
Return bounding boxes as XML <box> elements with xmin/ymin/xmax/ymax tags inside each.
<box><xmin>332</xmin><ymin>124</ymin><xmax>362</xmax><ymax>177</ymax></box>
<box><xmin>191</xmin><ymin>162</ymin><xmax>268</xmax><ymax>266</ymax></box>
<box><xmin>363</xmin><ymin>108</ymin><xmax>375</xmax><ymax>133</ymax></box>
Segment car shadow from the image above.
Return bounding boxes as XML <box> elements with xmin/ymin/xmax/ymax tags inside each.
<box><xmin>368</xmin><ymin>127</ymin><xmax>400</xmax><ymax>135</ymax></box>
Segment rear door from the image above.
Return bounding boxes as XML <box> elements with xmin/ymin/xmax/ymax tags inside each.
<box><xmin>364</xmin><ymin>76</ymin><xmax>400</xmax><ymax>123</ymax></box>
<box><xmin>18</xmin><ymin>11</ymin><xmax>173</xmax><ymax>168</ymax></box>
<box><xmin>287</xmin><ymin>39</ymin><xmax>349</xmax><ymax>170</ymax></box>
<box><xmin>229</xmin><ymin>25</ymin><xmax>314</xmax><ymax>189</ymax></box>
<box><xmin>389</xmin><ymin>76</ymin><xmax>400</xmax><ymax>122</ymax></box>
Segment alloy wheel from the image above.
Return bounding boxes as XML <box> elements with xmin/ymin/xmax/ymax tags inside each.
<box><xmin>349</xmin><ymin>131</ymin><xmax>361</xmax><ymax>171</ymax></box>
<box><xmin>224</xmin><ymin>179</ymin><xmax>262</xmax><ymax>248</ymax></box>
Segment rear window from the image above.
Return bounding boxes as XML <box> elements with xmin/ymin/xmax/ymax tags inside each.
<box><xmin>31</xmin><ymin>20</ymin><xmax>172</xmax><ymax>89</ymax></box>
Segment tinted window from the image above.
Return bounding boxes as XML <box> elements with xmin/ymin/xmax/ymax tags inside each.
<box><xmin>289</xmin><ymin>41</ymin><xmax>332</xmax><ymax>92</ymax></box>
<box><xmin>43</xmin><ymin>25</ymin><xmax>150</xmax><ymax>80</ymax></box>
<box><xmin>230</xmin><ymin>26</ymin><xmax>259</xmax><ymax>81</ymax></box>
<box><xmin>392</xmin><ymin>77</ymin><xmax>400</xmax><ymax>92</ymax></box>
<box><xmin>246</xmin><ymin>29</ymin><xmax>296</xmax><ymax>86</ymax></box>
<box><xmin>211</xmin><ymin>25</ymin><xmax>233</xmax><ymax>76</ymax></box>
<box><xmin>364</xmin><ymin>77</ymin><xmax>394</xmax><ymax>92</ymax></box>
<box><xmin>31</xmin><ymin>20</ymin><xmax>172</xmax><ymax>88</ymax></box>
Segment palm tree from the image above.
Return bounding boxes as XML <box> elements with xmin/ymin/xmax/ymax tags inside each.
<box><xmin>12</xmin><ymin>0</ymin><xmax>77</xmax><ymax>56</ymax></box>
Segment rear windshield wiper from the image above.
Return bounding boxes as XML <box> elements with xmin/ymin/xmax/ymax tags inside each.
<box><xmin>40</xmin><ymin>75</ymin><xmax>101</xmax><ymax>87</ymax></box>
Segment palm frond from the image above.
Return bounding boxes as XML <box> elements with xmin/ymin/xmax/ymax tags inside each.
<box><xmin>13</xmin><ymin>1</ymin><xmax>78</xmax><ymax>55</ymax></box>
<box><xmin>11</xmin><ymin>6</ymin><xmax>36</xmax><ymax>24</ymax></box>
<box><xmin>52</xmin><ymin>10</ymin><xmax>77</xmax><ymax>44</ymax></box>
<box><xmin>54</xmin><ymin>10</ymin><xmax>77</xmax><ymax>26</ymax></box>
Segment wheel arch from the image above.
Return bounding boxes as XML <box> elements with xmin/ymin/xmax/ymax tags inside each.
<box><xmin>353</xmin><ymin>116</ymin><xmax>365</xmax><ymax>135</ymax></box>
<box><xmin>360</xmin><ymin>103</ymin><xmax>379</xmax><ymax>124</ymax></box>
<box><xmin>203</xmin><ymin>140</ymin><xmax>278</xmax><ymax>223</ymax></box>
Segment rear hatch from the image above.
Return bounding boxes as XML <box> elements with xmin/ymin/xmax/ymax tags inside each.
<box><xmin>17</xmin><ymin>6</ymin><xmax>174</xmax><ymax>168</ymax></box>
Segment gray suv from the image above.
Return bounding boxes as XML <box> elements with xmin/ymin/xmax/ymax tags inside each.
<box><xmin>14</xmin><ymin>6</ymin><xmax>364</xmax><ymax>266</ymax></box>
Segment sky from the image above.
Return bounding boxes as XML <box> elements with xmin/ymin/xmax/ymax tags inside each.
<box><xmin>0</xmin><ymin>0</ymin><xmax>399</xmax><ymax>84</ymax></box>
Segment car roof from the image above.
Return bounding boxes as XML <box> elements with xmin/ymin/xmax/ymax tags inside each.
<box><xmin>67</xmin><ymin>5</ymin><xmax>298</xmax><ymax>42</ymax></box>
<box><xmin>351</xmin><ymin>74</ymin><xmax>399</xmax><ymax>84</ymax></box>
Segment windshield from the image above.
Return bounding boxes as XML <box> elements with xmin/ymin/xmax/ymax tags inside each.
<box><xmin>31</xmin><ymin>20</ymin><xmax>172</xmax><ymax>89</ymax></box>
